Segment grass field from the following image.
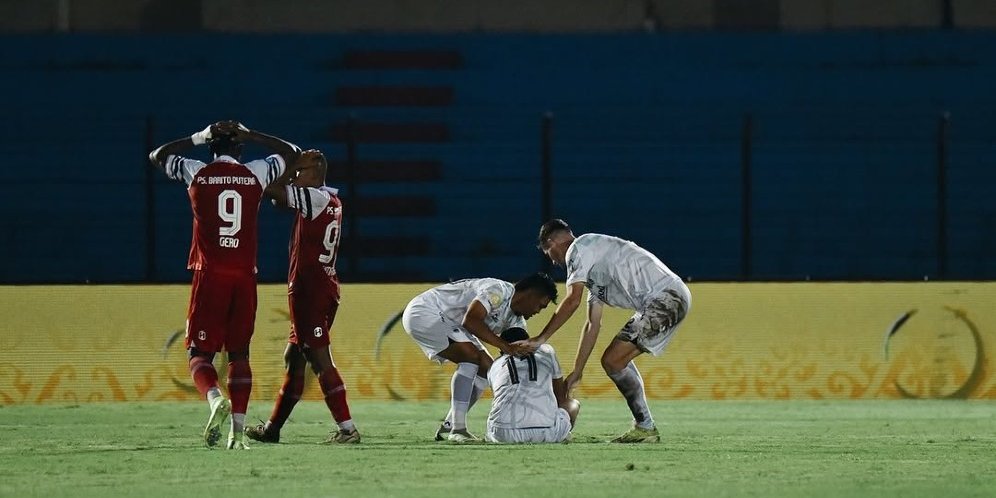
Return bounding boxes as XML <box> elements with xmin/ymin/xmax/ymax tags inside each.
<box><xmin>1</xmin><ymin>400</ymin><xmax>994</xmax><ymax>497</ymax></box>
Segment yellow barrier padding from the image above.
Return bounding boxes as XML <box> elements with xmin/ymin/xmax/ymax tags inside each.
<box><xmin>1</xmin><ymin>282</ymin><xmax>995</xmax><ymax>403</ymax></box>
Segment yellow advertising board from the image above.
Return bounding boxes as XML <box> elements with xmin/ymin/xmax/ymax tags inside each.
<box><xmin>1</xmin><ymin>282</ymin><xmax>995</xmax><ymax>404</ymax></box>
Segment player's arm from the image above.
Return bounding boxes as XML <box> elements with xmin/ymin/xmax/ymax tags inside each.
<box><xmin>552</xmin><ymin>376</ymin><xmax>569</xmax><ymax>406</ymax></box>
<box><xmin>147</xmin><ymin>124</ymin><xmax>213</xmax><ymax>172</ymax></box>
<box><xmin>564</xmin><ymin>298</ymin><xmax>604</xmax><ymax>392</ymax></box>
<box><xmin>264</xmin><ymin>159</ymin><xmax>302</xmax><ymax>208</ymax></box>
<box><xmin>532</xmin><ymin>281</ymin><xmax>585</xmax><ymax>346</ymax></box>
<box><xmin>232</xmin><ymin>123</ymin><xmax>302</xmax><ymax>168</ymax></box>
<box><xmin>461</xmin><ymin>300</ymin><xmax>519</xmax><ymax>356</ymax></box>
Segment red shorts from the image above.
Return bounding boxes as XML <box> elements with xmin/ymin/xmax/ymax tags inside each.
<box><xmin>184</xmin><ymin>270</ymin><xmax>257</xmax><ymax>353</ymax></box>
<box><xmin>288</xmin><ymin>281</ymin><xmax>340</xmax><ymax>349</ymax></box>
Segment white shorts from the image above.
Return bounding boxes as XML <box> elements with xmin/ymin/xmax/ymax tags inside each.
<box><xmin>485</xmin><ymin>408</ymin><xmax>572</xmax><ymax>444</ymax></box>
<box><xmin>617</xmin><ymin>288</ymin><xmax>690</xmax><ymax>357</ymax></box>
<box><xmin>402</xmin><ymin>299</ymin><xmax>485</xmax><ymax>363</ymax></box>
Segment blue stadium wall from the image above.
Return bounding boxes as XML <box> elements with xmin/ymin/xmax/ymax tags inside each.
<box><xmin>1</xmin><ymin>32</ymin><xmax>994</xmax><ymax>283</ymax></box>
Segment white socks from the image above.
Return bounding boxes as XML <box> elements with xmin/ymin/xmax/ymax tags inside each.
<box><xmin>449</xmin><ymin>362</ymin><xmax>478</xmax><ymax>431</ymax></box>
<box><xmin>608</xmin><ymin>361</ymin><xmax>655</xmax><ymax>429</ymax></box>
<box><xmin>231</xmin><ymin>413</ymin><xmax>245</xmax><ymax>437</ymax></box>
<box><xmin>206</xmin><ymin>387</ymin><xmax>223</xmax><ymax>409</ymax></box>
<box><xmin>444</xmin><ymin>374</ymin><xmax>490</xmax><ymax>426</ymax></box>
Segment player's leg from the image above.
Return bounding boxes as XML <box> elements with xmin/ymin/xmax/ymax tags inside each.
<box><xmin>244</xmin><ymin>343</ymin><xmax>307</xmax><ymax>443</ymax></box>
<box><xmin>306</xmin><ymin>346</ymin><xmax>359</xmax><ymax>444</ymax></box>
<box><xmin>603</xmin><ymin>292</ymin><xmax>687</xmax><ymax>443</ymax></box>
<box><xmin>185</xmin><ymin>271</ymin><xmax>231</xmax><ymax>448</ymax></box>
<box><xmin>601</xmin><ymin>340</ymin><xmax>658</xmax><ymax>442</ymax></box>
<box><xmin>436</xmin><ymin>340</ymin><xmax>485</xmax><ymax>442</ymax></box>
<box><xmin>223</xmin><ymin>274</ymin><xmax>258</xmax><ymax>450</ymax></box>
<box><xmin>245</xmin><ymin>289</ymin><xmax>311</xmax><ymax>443</ymax></box>
<box><xmin>437</xmin><ymin>349</ymin><xmax>492</xmax><ymax>440</ymax></box>
<box><xmin>402</xmin><ymin>301</ymin><xmax>482</xmax><ymax>441</ymax></box>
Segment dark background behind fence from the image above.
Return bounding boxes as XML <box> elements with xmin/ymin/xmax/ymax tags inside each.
<box><xmin>1</xmin><ymin>32</ymin><xmax>995</xmax><ymax>283</ymax></box>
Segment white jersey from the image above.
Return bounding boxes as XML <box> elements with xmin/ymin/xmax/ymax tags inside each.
<box><xmin>566</xmin><ymin>233</ymin><xmax>688</xmax><ymax>311</ymax></box>
<box><xmin>163</xmin><ymin>154</ymin><xmax>285</xmax><ymax>189</ymax></box>
<box><xmin>413</xmin><ymin>278</ymin><xmax>526</xmax><ymax>333</ymax></box>
<box><xmin>487</xmin><ymin>344</ymin><xmax>563</xmax><ymax>429</ymax></box>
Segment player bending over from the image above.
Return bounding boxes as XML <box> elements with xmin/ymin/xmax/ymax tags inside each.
<box><xmin>523</xmin><ymin>219</ymin><xmax>691</xmax><ymax>443</ymax></box>
<box><xmin>402</xmin><ymin>273</ymin><xmax>557</xmax><ymax>442</ymax></box>
<box><xmin>244</xmin><ymin>150</ymin><xmax>359</xmax><ymax>445</ymax></box>
<box><xmin>486</xmin><ymin>327</ymin><xmax>580</xmax><ymax>444</ymax></box>
<box><xmin>149</xmin><ymin>121</ymin><xmax>301</xmax><ymax>449</ymax></box>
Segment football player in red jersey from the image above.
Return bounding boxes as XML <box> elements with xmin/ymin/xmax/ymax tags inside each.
<box><xmin>245</xmin><ymin>149</ymin><xmax>360</xmax><ymax>444</ymax></box>
<box><xmin>148</xmin><ymin>121</ymin><xmax>301</xmax><ymax>449</ymax></box>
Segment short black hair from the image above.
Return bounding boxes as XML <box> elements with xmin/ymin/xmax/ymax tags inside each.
<box><xmin>514</xmin><ymin>272</ymin><xmax>558</xmax><ymax>304</ymax></box>
<box><xmin>500</xmin><ymin>327</ymin><xmax>529</xmax><ymax>343</ymax></box>
<box><xmin>537</xmin><ymin>218</ymin><xmax>571</xmax><ymax>248</ymax></box>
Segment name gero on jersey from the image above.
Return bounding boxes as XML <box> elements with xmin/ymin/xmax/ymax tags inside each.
<box><xmin>164</xmin><ymin>154</ymin><xmax>285</xmax><ymax>274</ymax></box>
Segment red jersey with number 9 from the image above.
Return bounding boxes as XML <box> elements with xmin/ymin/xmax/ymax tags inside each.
<box><xmin>285</xmin><ymin>185</ymin><xmax>342</xmax><ymax>292</ymax></box>
<box><xmin>164</xmin><ymin>154</ymin><xmax>286</xmax><ymax>275</ymax></box>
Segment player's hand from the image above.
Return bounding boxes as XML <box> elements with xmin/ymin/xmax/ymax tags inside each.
<box><xmin>232</xmin><ymin>121</ymin><xmax>251</xmax><ymax>140</ymax></box>
<box><xmin>503</xmin><ymin>341</ymin><xmax>530</xmax><ymax>358</ymax></box>
<box><xmin>296</xmin><ymin>149</ymin><xmax>323</xmax><ymax>170</ymax></box>
<box><xmin>565</xmin><ymin>371</ymin><xmax>582</xmax><ymax>392</ymax></box>
<box><xmin>213</xmin><ymin>120</ymin><xmax>249</xmax><ymax>141</ymax></box>
<box><xmin>512</xmin><ymin>339</ymin><xmax>542</xmax><ymax>354</ymax></box>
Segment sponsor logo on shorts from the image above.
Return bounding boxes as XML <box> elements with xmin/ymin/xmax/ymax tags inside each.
<box><xmin>314</xmin><ymin>327</ymin><xmax>323</xmax><ymax>337</ymax></box>
<box><xmin>198</xmin><ymin>330</ymin><xmax>207</xmax><ymax>341</ymax></box>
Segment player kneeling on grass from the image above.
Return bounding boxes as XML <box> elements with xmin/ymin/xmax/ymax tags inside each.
<box><xmin>402</xmin><ymin>273</ymin><xmax>558</xmax><ymax>442</ymax></box>
<box><xmin>486</xmin><ymin>327</ymin><xmax>579</xmax><ymax>444</ymax></box>
<box><xmin>244</xmin><ymin>150</ymin><xmax>359</xmax><ymax>445</ymax></box>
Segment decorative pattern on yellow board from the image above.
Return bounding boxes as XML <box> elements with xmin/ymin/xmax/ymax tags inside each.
<box><xmin>1</xmin><ymin>283</ymin><xmax>994</xmax><ymax>403</ymax></box>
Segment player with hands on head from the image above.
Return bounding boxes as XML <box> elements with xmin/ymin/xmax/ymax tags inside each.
<box><xmin>402</xmin><ymin>272</ymin><xmax>558</xmax><ymax>442</ymax></box>
<box><xmin>521</xmin><ymin>219</ymin><xmax>691</xmax><ymax>443</ymax></box>
<box><xmin>148</xmin><ymin>120</ymin><xmax>301</xmax><ymax>449</ymax></box>
<box><xmin>244</xmin><ymin>150</ymin><xmax>361</xmax><ymax>445</ymax></box>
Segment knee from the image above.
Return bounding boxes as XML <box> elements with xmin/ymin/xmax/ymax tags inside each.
<box><xmin>563</xmin><ymin>398</ymin><xmax>581</xmax><ymax>426</ymax></box>
<box><xmin>477</xmin><ymin>355</ymin><xmax>493</xmax><ymax>375</ymax></box>
<box><xmin>283</xmin><ymin>347</ymin><xmax>307</xmax><ymax>373</ymax></box>
<box><xmin>188</xmin><ymin>348</ymin><xmax>215</xmax><ymax>363</ymax></box>
<box><xmin>228</xmin><ymin>349</ymin><xmax>249</xmax><ymax>362</ymax></box>
<box><xmin>600</xmin><ymin>352</ymin><xmax>623</xmax><ymax>375</ymax></box>
<box><xmin>307</xmin><ymin>352</ymin><xmax>333</xmax><ymax>375</ymax></box>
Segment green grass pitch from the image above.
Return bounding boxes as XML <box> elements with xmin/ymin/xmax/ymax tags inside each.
<box><xmin>1</xmin><ymin>400</ymin><xmax>994</xmax><ymax>497</ymax></box>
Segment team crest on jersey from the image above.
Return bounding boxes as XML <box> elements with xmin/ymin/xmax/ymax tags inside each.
<box><xmin>488</xmin><ymin>293</ymin><xmax>502</xmax><ymax>308</ymax></box>
<box><xmin>313</xmin><ymin>327</ymin><xmax>323</xmax><ymax>338</ymax></box>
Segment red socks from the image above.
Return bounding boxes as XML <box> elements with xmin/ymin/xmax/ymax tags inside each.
<box><xmin>227</xmin><ymin>359</ymin><xmax>252</xmax><ymax>415</ymax></box>
<box><xmin>318</xmin><ymin>367</ymin><xmax>352</xmax><ymax>424</ymax></box>
<box><xmin>188</xmin><ymin>356</ymin><xmax>219</xmax><ymax>396</ymax></box>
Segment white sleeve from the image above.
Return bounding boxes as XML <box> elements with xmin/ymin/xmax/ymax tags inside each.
<box><xmin>244</xmin><ymin>154</ymin><xmax>286</xmax><ymax>189</ymax></box>
<box><xmin>286</xmin><ymin>186</ymin><xmax>332</xmax><ymax>220</ymax></box>
<box><xmin>473</xmin><ymin>281</ymin><xmax>509</xmax><ymax>315</ymax></box>
<box><xmin>565</xmin><ymin>246</ymin><xmax>590</xmax><ymax>286</ymax></box>
<box><xmin>541</xmin><ymin>345</ymin><xmax>563</xmax><ymax>379</ymax></box>
<box><xmin>164</xmin><ymin>155</ymin><xmax>205</xmax><ymax>186</ymax></box>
